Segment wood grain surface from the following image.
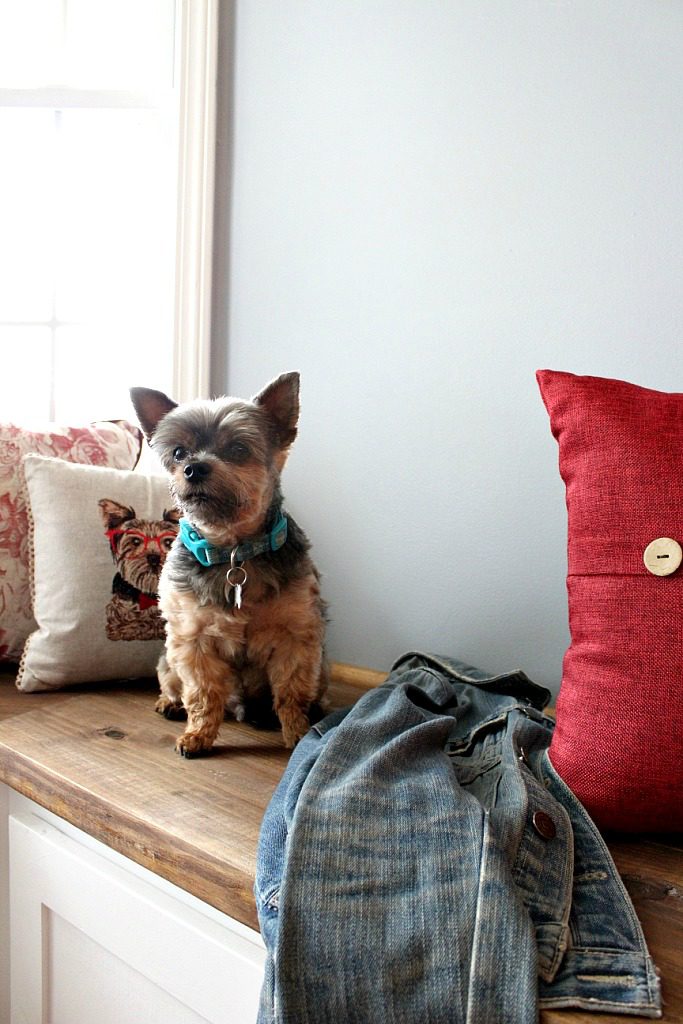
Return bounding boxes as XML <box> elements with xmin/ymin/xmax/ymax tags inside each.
<box><xmin>0</xmin><ymin>667</ymin><xmax>370</xmax><ymax>931</ymax></box>
<box><xmin>0</xmin><ymin>665</ymin><xmax>680</xmax><ymax>1021</ymax></box>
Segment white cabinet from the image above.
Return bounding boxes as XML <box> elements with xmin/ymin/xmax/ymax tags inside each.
<box><xmin>0</xmin><ymin>786</ymin><xmax>266</xmax><ymax>1024</ymax></box>
<box><xmin>1</xmin><ymin>785</ymin><xmax>9</xmax><ymax>1024</ymax></box>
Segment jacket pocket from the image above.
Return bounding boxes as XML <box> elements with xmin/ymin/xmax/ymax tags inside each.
<box><xmin>449</xmin><ymin>753</ymin><xmax>502</xmax><ymax>810</ymax></box>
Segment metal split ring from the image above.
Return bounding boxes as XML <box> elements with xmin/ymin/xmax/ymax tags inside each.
<box><xmin>226</xmin><ymin>565</ymin><xmax>248</xmax><ymax>587</ymax></box>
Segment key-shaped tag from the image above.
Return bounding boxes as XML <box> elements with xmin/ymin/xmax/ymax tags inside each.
<box><xmin>226</xmin><ymin>556</ymin><xmax>248</xmax><ymax>610</ymax></box>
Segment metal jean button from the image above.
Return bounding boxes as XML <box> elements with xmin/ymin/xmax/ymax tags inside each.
<box><xmin>532</xmin><ymin>810</ymin><xmax>557</xmax><ymax>840</ymax></box>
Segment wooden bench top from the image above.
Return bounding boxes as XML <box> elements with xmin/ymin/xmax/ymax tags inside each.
<box><xmin>0</xmin><ymin>665</ymin><xmax>680</xmax><ymax>1022</ymax></box>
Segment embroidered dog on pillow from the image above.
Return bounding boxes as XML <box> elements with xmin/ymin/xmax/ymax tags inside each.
<box><xmin>98</xmin><ymin>499</ymin><xmax>180</xmax><ymax>641</ymax></box>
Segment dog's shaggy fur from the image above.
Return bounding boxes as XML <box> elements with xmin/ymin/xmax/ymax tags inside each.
<box><xmin>130</xmin><ymin>373</ymin><xmax>328</xmax><ymax>757</ymax></box>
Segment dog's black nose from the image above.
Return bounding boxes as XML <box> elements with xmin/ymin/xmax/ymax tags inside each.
<box><xmin>184</xmin><ymin>461</ymin><xmax>210</xmax><ymax>482</ymax></box>
<box><xmin>147</xmin><ymin>553</ymin><xmax>161</xmax><ymax>570</ymax></box>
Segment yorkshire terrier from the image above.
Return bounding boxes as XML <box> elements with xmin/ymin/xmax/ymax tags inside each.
<box><xmin>98</xmin><ymin>499</ymin><xmax>180</xmax><ymax>642</ymax></box>
<box><xmin>130</xmin><ymin>372</ymin><xmax>328</xmax><ymax>757</ymax></box>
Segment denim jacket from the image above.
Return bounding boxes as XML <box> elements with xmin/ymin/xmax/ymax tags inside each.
<box><xmin>255</xmin><ymin>653</ymin><xmax>661</xmax><ymax>1023</ymax></box>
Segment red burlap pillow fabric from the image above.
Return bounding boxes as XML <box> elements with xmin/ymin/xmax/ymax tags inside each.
<box><xmin>537</xmin><ymin>369</ymin><xmax>683</xmax><ymax>832</ymax></box>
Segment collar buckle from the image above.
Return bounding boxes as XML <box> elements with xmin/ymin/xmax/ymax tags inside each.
<box><xmin>179</xmin><ymin>511</ymin><xmax>288</xmax><ymax>568</ymax></box>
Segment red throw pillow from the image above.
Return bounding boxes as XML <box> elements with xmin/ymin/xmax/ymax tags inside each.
<box><xmin>537</xmin><ymin>369</ymin><xmax>683</xmax><ymax>833</ymax></box>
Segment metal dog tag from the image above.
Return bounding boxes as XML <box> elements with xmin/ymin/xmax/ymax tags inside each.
<box><xmin>226</xmin><ymin>557</ymin><xmax>248</xmax><ymax>610</ymax></box>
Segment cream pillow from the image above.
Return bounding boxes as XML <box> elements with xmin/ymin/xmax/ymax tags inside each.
<box><xmin>17</xmin><ymin>455</ymin><xmax>178</xmax><ymax>692</ymax></box>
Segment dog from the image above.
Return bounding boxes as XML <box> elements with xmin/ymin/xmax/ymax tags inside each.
<box><xmin>98</xmin><ymin>499</ymin><xmax>180</xmax><ymax>642</ymax></box>
<box><xmin>130</xmin><ymin>372</ymin><xmax>328</xmax><ymax>757</ymax></box>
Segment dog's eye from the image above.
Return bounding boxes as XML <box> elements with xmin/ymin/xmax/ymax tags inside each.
<box><xmin>225</xmin><ymin>441</ymin><xmax>250</xmax><ymax>462</ymax></box>
<box><xmin>173</xmin><ymin>446</ymin><xmax>186</xmax><ymax>462</ymax></box>
<box><xmin>130</xmin><ymin>537</ymin><xmax>143</xmax><ymax>547</ymax></box>
<box><xmin>162</xmin><ymin>537</ymin><xmax>174</xmax><ymax>551</ymax></box>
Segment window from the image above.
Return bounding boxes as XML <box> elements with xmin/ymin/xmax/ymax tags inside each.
<box><xmin>0</xmin><ymin>0</ymin><xmax>217</xmax><ymax>422</ymax></box>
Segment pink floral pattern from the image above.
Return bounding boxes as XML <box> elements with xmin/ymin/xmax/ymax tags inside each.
<box><xmin>0</xmin><ymin>420</ymin><xmax>142</xmax><ymax>662</ymax></box>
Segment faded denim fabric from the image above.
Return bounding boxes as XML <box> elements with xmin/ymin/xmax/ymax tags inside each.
<box><xmin>255</xmin><ymin>653</ymin><xmax>661</xmax><ymax>1023</ymax></box>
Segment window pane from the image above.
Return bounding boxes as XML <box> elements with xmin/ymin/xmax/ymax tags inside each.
<box><xmin>0</xmin><ymin>0</ymin><xmax>186</xmax><ymax>423</ymax></box>
<box><xmin>0</xmin><ymin>327</ymin><xmax>52</xmax><ymax>422</ymax></box>
<box><xmin>0</xmin><ymin>1</ymin><xmax>63</xmax><ymax>88</ymax></box>
<box><xmin>0</xmin><ymin>0</ymin><xmax>175</xmax><ymax>91</ymax></box>
<box><xmin>64</xmin><ymin>0</ymin><xmax>176</xmax><ymax>90</ymax></box>
<box><xmin>55</xmin><ymin>109</ymin><xmax>175</xmax><ymax>330</ymax></box>
<box><xmin>0</xmin><ymin>110</ymin><xmax>55</xmax><ymax>321</ymax></box>
<box><xmin>54</xmin><ymin>325</ymin><xmax>173</xmax><ymax>424</ymax></box>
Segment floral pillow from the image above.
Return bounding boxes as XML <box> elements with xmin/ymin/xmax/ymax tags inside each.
<box><xmin>0</xmin><ymin>420</ymin><xmax>141</xmax><ymax>662</ymax></box>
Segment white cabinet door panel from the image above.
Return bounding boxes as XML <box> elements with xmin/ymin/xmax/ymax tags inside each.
<box><xmin>9</xmin><ymin>809</ymin><xmax>264</xmax><ymax>1024</ymax></box>
<box><xmin>0</xmin><ymin>785</ymin><xmax>9</xmax><ymax>1024</ymax></box>
<box><xmin>45</xmin><ymin>911</ymin><xmax>209</xmax><ymax>1024</ymax></box>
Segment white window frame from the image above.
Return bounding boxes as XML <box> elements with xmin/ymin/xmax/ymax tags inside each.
<box><xmin>173</xmin><ymin>0</ymin><xmax>218</xmax><ymax>403</ymax></box>
<box><xmin>0</xmin><ymin>0</ymin><xmax>218</xmax><ymax>407</ymax></box>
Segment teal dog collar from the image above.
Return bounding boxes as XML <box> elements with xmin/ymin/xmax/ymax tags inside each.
<box><xmin>179</xmin><ymin>512</ymin><xmax>288</xmax><ymax>568</ymax></box>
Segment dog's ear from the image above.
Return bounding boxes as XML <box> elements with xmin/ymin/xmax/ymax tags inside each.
<box><xmin>253</xmin><ymin>372</ymin><xmax>300</xmax><ymax>448</ymax></box>
<box><xmin>130</xmin><ymin>387</ymin><xmax>177</xmax><ymax>440</ymax></box>
<box><xmin>163</xmin><ymin>507</ymin><xmax>182</xmax><ymax>526</ymax></box>
<box><xmin>98</xmin><ymin>499</ymin><xmax>136</xmax><ymax>535</ymax></box>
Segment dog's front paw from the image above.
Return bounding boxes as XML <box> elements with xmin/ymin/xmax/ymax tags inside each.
<box><xmin>279</xmin><ymin>708</ymin><xmax>311</xmax><ymax>749</ymax></box>
<box><xmin>155</xmin><ymin>695</ymin><xmax>187</xmax><ymax>721</ymax></box>
<box><xmin>175</xmin><ymin>731</ymin><xmax>214</xmax><ymax>758</ymax></box>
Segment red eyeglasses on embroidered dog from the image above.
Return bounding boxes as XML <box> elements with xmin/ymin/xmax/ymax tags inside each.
<box><xmin>98</xmin><ymin>499</ymin><xmax>180</xmax><ymax>642</ymax></box>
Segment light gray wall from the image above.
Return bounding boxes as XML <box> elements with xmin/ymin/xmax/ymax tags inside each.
<box><xmin>212</xmin><ymin>1</ymin><xmax>683</xmax><ymax>693</ymax></box>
